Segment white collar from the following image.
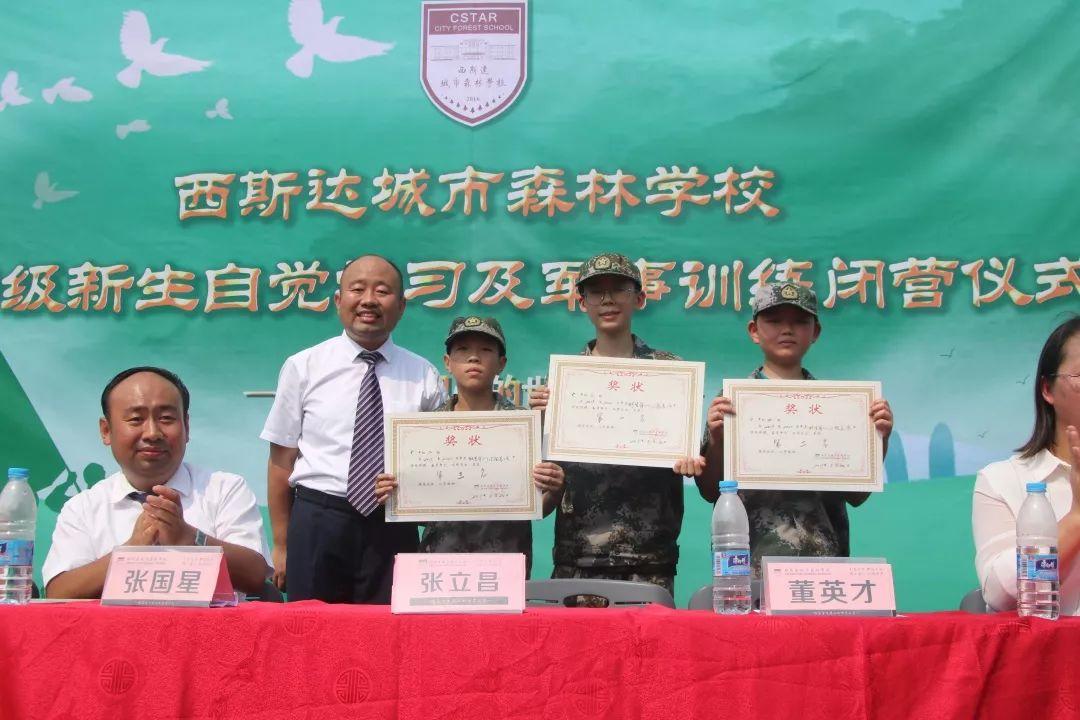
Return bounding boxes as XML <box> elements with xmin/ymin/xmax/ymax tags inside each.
<box><xmin>108</xmin><ymin>462</ymin><xmax>193</xmax><ymax>506</ymax></box>
<box><xmin>338</xmin><ymin>332</ymin><xmax>396</xmax><ymax>364</ymax></box>
<box><xmin>1015</xmin><ymin>448</ymin><xmax>1072</xmax><ymax>482</ymax></box>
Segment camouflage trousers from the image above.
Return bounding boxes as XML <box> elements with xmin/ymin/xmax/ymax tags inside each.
<box><xmin>551</xmin><ymin>565</ymin><xmax>675</xmax><ymax>606</ymax></box>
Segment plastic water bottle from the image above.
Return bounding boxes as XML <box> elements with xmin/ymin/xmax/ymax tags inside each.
<box><xmin>0</xmin><ymin>468</ymin><xmax>37</xmax><ymax>604</ymax></box>
<box><xmin>1016</xmin><ymin>481</ymin><xmax>1059</xmax><ymax>620</ymax></box>
<box><xmin>712</xmin><ymin>480</ymin><xmax>751</xmax><ymax>614</ymax></box>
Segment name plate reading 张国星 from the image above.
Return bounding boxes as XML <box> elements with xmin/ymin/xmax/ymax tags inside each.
<box><xmin>391</xmin><ymin>553</ymin><xmax>525</xmax><ymax>614</ymax></box>
<box><xmin>385</xmin><ymin>410</ymin><xmax>542</xmax><ymax>522</ymax></box>
<box><xmin>544</xmin><ymin>354</ymin><xmax>705</xmax><ymax>468</ymax></box>
<box><xmin>761</xmin><ymin>557</ymin><xmax>896</xmax><ymax>616</ymax></box>
<box><xmin>102</xmin><ymin>546</ymin><xmax>235</xmax><ymax>607</ymax></box>
<box><xmin>723</xmin><ymin>379</ymin><xmax>884</xmax><ymax>492</ymax></box>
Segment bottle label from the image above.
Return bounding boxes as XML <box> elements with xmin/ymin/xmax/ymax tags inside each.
<box><xmin>713</xmin><ymin>550</ymin><xmax>751</xmax><ymax>577</ymax></box>
<box><xmin>0</xmin><ymin>539</ymin><xmax>33</xmax><ymax>567</ymax></box>
<box><xmin>1017</xmin><ymin>550</ymin><xmax>1059</xmax><ymax>582</ymax></box>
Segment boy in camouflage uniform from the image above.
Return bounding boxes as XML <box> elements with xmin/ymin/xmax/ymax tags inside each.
<box><xmin>375</xmin><ymin>315</ymin><xmax>564</xmax><ymax>577</ymax></box>
<box><xmin>530</xmin><ymin>253</ymin><xmax>705</xmax><ymax>596</ymax></box>
<box><xmin>695</xmin><ymin>281</ymin><xmax>894</xmax><ymax>578</ymax></box>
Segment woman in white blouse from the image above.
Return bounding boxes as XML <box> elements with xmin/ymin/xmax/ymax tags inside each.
<box><xmin>973</xmin><ymin>316</ymin><xmax>1080</xmax><ymax>613</ymax></box>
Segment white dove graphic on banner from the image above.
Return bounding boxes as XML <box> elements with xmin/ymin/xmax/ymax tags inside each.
<box><xmin>116</xmin><ymin>10</ymin><xmax>212</xmax><ymax>88</ymax></box>
<box><xmin>205</xmin><ymin>98</ymin><xmax>232</xmax><ymax>120</ymax></box>
<box><xmin>42</xmin><ymin>77</ymin><xmax>94</xmax><ymax>104</ymax></box>
<box><xmin>0</xmin><ymin>71</ymin><xmax>32</xmax><ymax>111</ymax></box>
<box><xmin>285</xmin><ymin>0</ymin><xmax>394</xmax><ymax>79</ymax></box>
<box><xmin>116</xmin><ymin>119</ymin><xmax>151</xmax><ymax>139</ymax></box>
<box><xmin>33</xmin><ymin>172</ymin><xmax>79</xmax><ymax>209</ymax></box>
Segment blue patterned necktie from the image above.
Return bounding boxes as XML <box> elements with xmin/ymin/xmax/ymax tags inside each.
<box><xmin>346</xmin><ymin>350</ymin><xmax>385</xmax><ymax>515</ymax></box>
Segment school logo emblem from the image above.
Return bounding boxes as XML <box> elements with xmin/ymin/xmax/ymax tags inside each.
<box><xmin>421</xmin><ymin>1</ymin><xmax>528</xmax><ymax>127</ymax></box>
<box><xmin>780</xmin><ymin>284</ymin><xmax>799</xmax><ymax>300</ymax></box>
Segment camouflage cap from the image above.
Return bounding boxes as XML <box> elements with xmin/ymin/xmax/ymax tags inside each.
<box><xmin>574</xmin><ymin>252</ymin><xmax>643</xmax><ymax>291</ymax></box>
<box><xmin>445</xmin><ymin>315</ymin><xmax>507</xmax><ymax>353</ymax></box>
<box><xmin>751</xmin><ymin>280</ymin><xmax>819</xmax><ymax>318</ymax></box>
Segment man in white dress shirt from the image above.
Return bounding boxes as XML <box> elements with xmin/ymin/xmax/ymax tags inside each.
<box><xmin>44</xmin><ymin>367</ymin><xmax>271</xmax><ymax>599</ymax></box>
<box><xmin>261</xmin><ymin>255</ymin><xmax>444</xmax><ymax>603</ymax></box>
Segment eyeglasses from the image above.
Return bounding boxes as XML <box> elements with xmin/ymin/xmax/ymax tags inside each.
<box><xmin>580</xmin><ymin>287</ymin><xmax>638</xmax><ymax>306</ymax></box>
<box><xmin>1050</xmin><ymin>373</ymin><xmax>1080</xmax><ymax>390</ymax></box>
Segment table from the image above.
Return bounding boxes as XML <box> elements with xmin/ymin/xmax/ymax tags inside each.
<box><xmin>1</xmin><ymin>602</ymin><xmax>1077</xmax><ymax>720</ymax></box>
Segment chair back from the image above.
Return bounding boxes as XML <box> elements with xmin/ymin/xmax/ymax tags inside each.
<box><xmin>687</xmin><ymin>584</ymin><xmax>712</xmax><ymax>610</ymax></box>
<box><xmin>526</xmin><ymin>579</ymin><xmax>674</xmax><ymax>608</ymax></box>
<box><xmin>249</xmin><ymin>581</ymin><xmax>285</xmax><ymax>603</ymax></box>
<box><xmin>958</xmin><ymin>588</ymin><xmax>988</xmax><ymax>613</ymax></box>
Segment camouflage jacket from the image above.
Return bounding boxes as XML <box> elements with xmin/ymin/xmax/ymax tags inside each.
<box><xmin>553</xmin><ymin>336</ymin><xmax>685</xmax><ymax>569</ymax></box>
<box><xmin>728</xmin><ymin>367</ymin><xmax>851</xmax><ymax>576</ymax></box>
<box><xmin>418</xmin><ymin>394</ymin><xmax>535</xmax><ymax>574</ymax></box>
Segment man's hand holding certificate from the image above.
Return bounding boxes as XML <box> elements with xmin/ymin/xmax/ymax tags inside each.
<box><xmin>723</xmin><ymin>379</ymin><xmax>885</xmax><ymax>492</ymax></box>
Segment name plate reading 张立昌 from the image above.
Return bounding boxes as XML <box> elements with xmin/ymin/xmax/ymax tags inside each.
<box><xmin>723</xmin><ymin>379</ymin><xmax>884</xmax><ymax>492</ymax></box>
<box><xmin>391</xmin><ymin>553</ymin><xmax>525</xmax><ymax>614</ymax></box>
<box><xmin>385</xmin><ymin>410</ymin><xmax>542</xmax><ymax>522</ymax></box>
<box><xmin>761</xmin><ymin>557</ymin><xmax>896</xmax><ymax>616</ymax></box>
<box><xmin>101</xmin><ymin>546</ymin><xmax>235</xmax><ymax>607</ymax></box>
<box><xmin>544</xmin><ymin>354</ymin><xmax>705</xmax><ymax>468</ymax></box>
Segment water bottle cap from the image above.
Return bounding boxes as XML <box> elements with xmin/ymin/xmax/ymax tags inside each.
<box><xmin>719</xmin><ymin>480</ymin><xmax>738</xmax><ymax>493</ymax></box>
<box><xmin>1026</xmin><ymin>482</ymin><xmax>1047</xmax><ymax>493</ymax></box>
<box><xmin>7</xmin><ymin>467</ymin><xmax>29</xmax><ymax>480</ymax></box>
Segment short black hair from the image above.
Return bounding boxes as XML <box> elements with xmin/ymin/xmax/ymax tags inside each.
<box><xmin>101</xmin><ymin>366</ymin><xmax>190</xmax><ymax>418</ymax></box>
<box><xmin>340</xmin><ymin>254</ymin><xmax>406</xmax><ymax>298</ymax></box>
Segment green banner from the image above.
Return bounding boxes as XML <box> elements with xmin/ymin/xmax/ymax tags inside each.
<box><xmin>3</xmin><ymin>0</ymin><xmax>1076</xmax><ymax>606</ymax></box>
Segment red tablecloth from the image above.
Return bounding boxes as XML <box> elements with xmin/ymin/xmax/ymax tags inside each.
<box><xmin>1</xmin><ymin>602</ymin><xmax>1078</xmax><ymax>720</ymax></box>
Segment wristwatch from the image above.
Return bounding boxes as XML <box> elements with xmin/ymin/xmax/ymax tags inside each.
<box><xmin>194</xmin><ymin>528</ymin><xmax>208</xmax><ymax>546</ymax></box>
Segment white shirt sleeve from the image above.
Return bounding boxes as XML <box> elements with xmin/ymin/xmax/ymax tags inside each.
<box><xmin>260</xmin><ymin>356</ymin><xmax>303</xmax><ymax>448</ymax></box>
<box><xmin>208</xmin><ymin>473</ymin><xmax>272</xmax><ymax>568</ymax></box>
<box><xmin>41</xmin><ymin>495</ymin><xmax>99</xmax><ymax>589</ymax></box>
<box><xmin>972</xmin><ymin>468</ymin><xmax>1019</xmax><ymax>611</ymax></box>
<box><xmin>420</xmin><ymin>361</ymin><xmax>447</xmax><ymax>411</ymax></box>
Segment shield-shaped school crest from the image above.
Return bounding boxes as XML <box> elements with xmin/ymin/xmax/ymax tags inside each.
<box><xmin>420</xmin><ymin>1</ymin><xmax>528</xmax><ymax>127</ymax></box>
